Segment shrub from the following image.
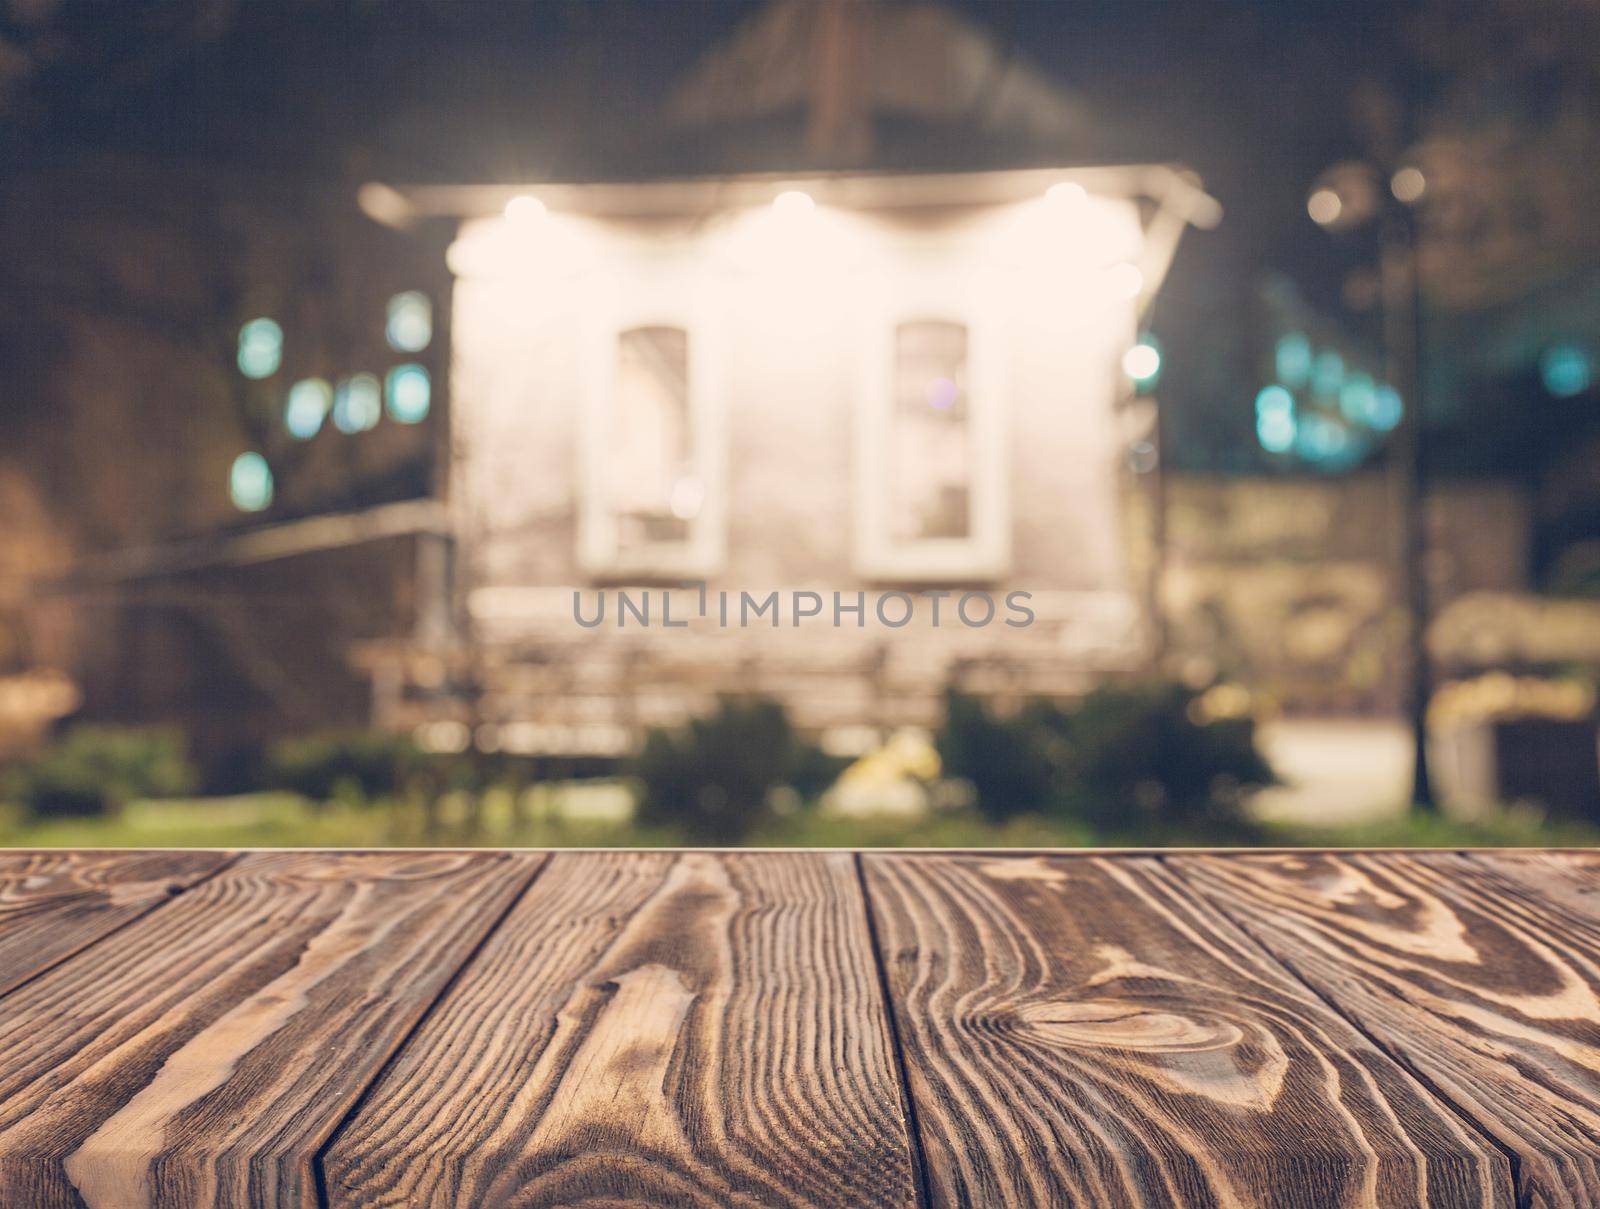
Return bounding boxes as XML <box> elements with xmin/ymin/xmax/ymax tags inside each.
<box><xmin>935</xmin><ymin>690</ymin><xmax>1065</xmax><ymax>821</ymax></box>
<box><xmin>935</xmin><ymin>682</ymin><xmax>1276</xmax><ymax>831</ymax></box>
<box><xmin>1060</xmin><ymin>680</ymin><xmax>1276</xmax><ymax>830</ymax></box>
<box><xmin>631</xmin><ymin>697</ymin><xmax>844</xmax><ymax>843</ymax></box>
<box><xmin>3</xmin><ymin>726</ymin><xmax>197</xmax><ymax>818</ymax></box>
<box><xmin>264</xmin><ymin>730</ymin><xmax>428</xmax><ymax>804</ymax></box>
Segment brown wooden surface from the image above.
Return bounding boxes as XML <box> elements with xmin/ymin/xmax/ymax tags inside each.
<box><xmin>324</xmin><ymin>851</ymin><xmax>918</xmax><ymax>1208</ymax></box>
<box><xmin>1169</xmin><ymin>852</ymin><xmax>1600</xmax><ymax>1209</ymax></box>
<box><xmin>0</xmin><ymin>849</ymin><xmax>1596</xmax><ymax>1207</ymax></box>
<box><xmin>863</xmin><ymin>853</ymin><xmax>1511</xmax><ymax>1207</ymax></box>
<box><xmin>0</xmin><ymin>851</ymin><xmax>537</xmax><ymax>1208</ymax></box>
<box><xmin>0</xmin><ymin>850</ymin><xmax>233</xmax><ymax>997</ymax></box>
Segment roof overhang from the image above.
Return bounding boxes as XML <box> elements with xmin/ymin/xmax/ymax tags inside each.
<box><xmin>360</xmin><ymin>164</ymin><xmax>1222</xmax><ymax>229</ymax></box>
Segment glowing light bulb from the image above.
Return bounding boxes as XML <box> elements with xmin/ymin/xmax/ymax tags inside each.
<box><xmin>505</xmin><ymin>194</ymin><xmax>546</xmax><ymax>222</ymax></box>
<box><xmin>1046</xmin><ymin>181</ymin><xmax>1087</xmax><ymax>206</ymax></box>
<box><xmin>1122</xmin><ymin>340</ymin><xmax>1162</xmax><ymax>386</ymax></box>
<box><xmin>773</xmin><ymin>190</ymin><xmax>814</xmax><ymax>215</ymax></box>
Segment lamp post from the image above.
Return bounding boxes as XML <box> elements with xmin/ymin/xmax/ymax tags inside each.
<box><xmin>1308</xmin><ymin>160</ymin><xmax>1436</xmax><ymax>812</ymax></box>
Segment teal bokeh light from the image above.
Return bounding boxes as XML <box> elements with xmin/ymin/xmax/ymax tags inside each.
<box><xmin>229</xmin><ymin>452</ymin><xmax>273</xmax><ymax>511</ymax></box>
<box><xmin>385</xmin><ymin>364</ymin><xmax>431</xmax><ymax>423</ymax></box>
<box><xmin>1540</xmin><ymin>344</ymin><xmax>1594</xmax><ymax>398</ymax></box>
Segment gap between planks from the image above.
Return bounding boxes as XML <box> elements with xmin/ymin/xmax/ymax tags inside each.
<box><xmin>310</xmin><ymin>851</ymin><xmax>553</xmax><ymax>1209</ymax></box>
<box><xmin>1152</xmin><ymin>851</ymin><xmax>1531</xmax><ymax>1207</ymax></box>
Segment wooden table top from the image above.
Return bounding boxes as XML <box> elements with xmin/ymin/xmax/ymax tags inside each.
<box><xmin>0</xmin><ymin>849</ymin><xmax>1596</xmax><ymax>1207</ymax></box>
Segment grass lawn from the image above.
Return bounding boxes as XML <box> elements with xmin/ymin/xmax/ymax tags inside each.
<box><xmin>3</xmin><ymin>786</ymin><xmax>1597</xmax><ymax>849</ymax></box>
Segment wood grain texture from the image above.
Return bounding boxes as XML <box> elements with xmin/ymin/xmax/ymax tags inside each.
<box><xmin>0</xmin><ymin>850</ymin><xmax>232</xmax><ymax>997</ymax></box>
<box><xmin>863</xmin><ymin>853</ymin><xmax>1512</xmax><ymax>1207</ymax></box>
<box><xmin>1170</xmin><ymin>851</ymin><xmax>1600</xmax><ymax>1209</ymax></box>
<box><xmin>0</xmin><ymin>850</ymin><xmax>538</xmax><ymax>1209</ymax></box>
<box><xmin>323</xmin><ymin>850</ymin><xmax>918</xmax><ymax>1208</ymax></box>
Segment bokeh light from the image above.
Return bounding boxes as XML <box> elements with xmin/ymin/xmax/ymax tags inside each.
<box><xmin>1338</xmin><ymin>373</ymin><xmax>1377</xmax><ymax>424</ymax></box>
<box><xmin>386</xmin><ymin>291</ymin><xmax>432</xmax><ymax>353</ymax></box>
<box><xmin>1371</xmin><ymin>385</ymin><xmax>1403</xmax><ymax>430</ymax></box>
<box><xmin>1390</xmin><ymin>166</ymin><xmax>1426</xmax><ymax>204</ymax></box>
<box><xmin>332</xmin><ymin>372</ymin><xmax>382</xmax><ymax>433</ymax></box>
<box><xmin>237</xmin><ymin>318</ymin><xmax>282</xmax><ymax>379</ymax></box>
<box><xmin>1311</xmin><ymin>349</ymin><xmax>1345</xmax><ymax>396</ymax></box>
<box><xmin>1121</xmin><ymin>337</ymin><xmax>1162</xmax><ymax>388</ymax></box>
<box><xmin>1540</xmin><ymin>344</ymin><xmax>1594</xmax><ymax>398</ymax></box>
<box><xmin>385</xmin><ymin>363</ymin><xmax>431</xmax><ymax>423</ymax></box>
<box><xmin>1307</xmin><ymin>188</ymin><xmax>1342</xmax><ymax>226</ymax></box>
<box><xmin>229</xmin><ymin>452</ymin><xmax>273</xmax><ymax>511</ymax></box>
<box><xmin>1274</xmin><ymin>332</ymin><xmax>1312</xmax><ymax>388</ymax></box>
<box><xmin>285</xmin><ymin>378</ymin><xmax>332</xmax><ymax>439</ymax></box>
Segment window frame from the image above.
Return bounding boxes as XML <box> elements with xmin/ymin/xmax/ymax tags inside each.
<box><xmin>576</xmin><ymin>260</ymin><xmax>726</xmax><ymax>580</ymax></box>
<box><xmin>854</xmin><ymin>268</ymin><xmax>1010</xmax><ymax>582</ymax></box>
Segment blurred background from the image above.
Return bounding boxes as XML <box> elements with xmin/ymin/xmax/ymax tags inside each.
<box><xmin>2</xmin><ymin>0</ymin><xmax>1598</xmax><ymax>849</ymax></box>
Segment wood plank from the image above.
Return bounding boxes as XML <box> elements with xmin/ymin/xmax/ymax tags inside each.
<box><xmin>1468</xmin><ymin>850</ymin><xmax>1600</xmax><ymax>921</ymax></box>
<box><xmin>863</xmin><ymin>853</ymin><xmax>1512</xmax><ymax>1207</ymax></box>
<box><xmin>0</xmin><ymin>850</ymin><xmax>538</xmax><ymax>1209</ymax></box>
<box><xmin>1170</xmin><ymin>851</ymin><xmax>1600</xmax><ymax>1209</ymax></box>
<box><xmin>323</xmin><ymin>851</ymin><xmax>918</xmax><ymax>1208</ymax></box>
<box><xmin>0</xmin><ymin>850</ymin><xmax>232</xmax><ymax>997</ymax></box>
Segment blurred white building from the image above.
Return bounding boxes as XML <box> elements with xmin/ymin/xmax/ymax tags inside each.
<box><xmin>360</xmin><ymin>2</ymin><xmax>1220</xmax><ymax>755</ymax></box>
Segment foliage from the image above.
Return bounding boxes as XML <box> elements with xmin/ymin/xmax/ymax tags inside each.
<box><xmin>631</xmin><ymin>697</ymin><xmax>846</xmax><ymax>843</ymax></box>
<box><xmin>936</xmin><ymin>682</ymin><xmax>1277</xmax><ymax>830</ymax></box>
<box><xmin>2</xmin><ymin>726</ymin><xmax>197</xmax><ymax>819</ymax></box>
<box><xmin>264</xmin><ymin>730</ymin><xmax>430</xmax><ymax>805</ymax></box>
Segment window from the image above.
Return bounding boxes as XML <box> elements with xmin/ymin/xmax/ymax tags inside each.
<box><xmin>856</xmin><ymin>311</ymin><xmax>1009</xmax><ymax>581</ymax></box>
<box><xmin>611</xmin><ymin>326</ymin><xmax>697</xmax><ymax>555</ymax></box>
<box><xmin>891</xmin><ymin>320</ymin><xmax>972</xmax><ymax>542</ymax></box>
<box><xmin>577</xmin><ymin>282</ymin><xmax>725</xmax><ymax>579</ymax></box>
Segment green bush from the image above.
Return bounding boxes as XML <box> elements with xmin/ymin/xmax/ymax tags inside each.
<box><xmin>936</xmin><ymin>682</ymin><xmax>1276</xmax><ymax>831</ymax></box>
<box><xmin>935</xmin><ymin>690</ymin><xmax>1066</xmax><ymax>821</ymax></box>
<box><xmin>631</xmin><ymin>697</ymin><xmax>846</xmax><ymax>843</ymax></box>
<box><xmin>264</xmin><ymin>730</ymin><xmax>429</xmax><ymax>804</ymax></box>
<box><xmin>3</xmin><ymin>726</ymin><xmax>197</xmax><ymax>818</ymax></box>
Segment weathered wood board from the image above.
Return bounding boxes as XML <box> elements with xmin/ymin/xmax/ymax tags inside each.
<box><xmin>323</xmin><ymin>851</ymin><xmax>920</xmax><ymax>1208</ymax></box>
<box><xmin>1171</xmin><ymin>851</ymin><xmax>1600</xmax><ymax>1208</ymax></box>
<box><xmin>0</xmin><ymin>850</ymin><xmax>233</xmax><ymax>997</ymax></box>
<box><xmin>863</xmin><ymin>853</ymin><xmax>1513</xmax><ymax>1207</ymax></box>
<box><xmin>0</xmin><ymin>850</ymin><xmax>537</xmax><ymax>1208</ymax></box>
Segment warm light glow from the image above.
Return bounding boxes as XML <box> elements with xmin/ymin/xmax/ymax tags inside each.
<box><xmin>505</xmin><ymin>194</ymin><xmax>546</xmax><ymax>222</ymax></box>
<box><xmin>1390</xmin><ymin>166</ymin><xmax>1426</xmax><ymax>204</ymax></box>
<box><xmin>386</xmin><ymin>291</ymin><xmax>432</xmax><ymax>352</ymax></box>
<box><xmin>667</xmin><ymin>474</ymin><xmax>705</xmax><ymax>520</ymax></box>
<box><xmin>1122</xmin><ymin>340</ymin><xmax>1162</xmax><ymax>385</ymax></box>
<box><xmin>1107</xmin><ymin>262</ymin><xmax>1144</xmax><ymax>299</ymax></box>
<box><xmin>332</xmin><ymin>373</ymin><xmax>382</xmax><ymax>433</ymax></box>
<box><xmin>229</xmin><ymin>451</ymin><xmax>273</xmax><ymax>511</ymax></box>
<box><xmin>1307</xmin><ymin>188</ymin><xmax>1342</xmax><ymax>226</ymax></box>
<box><xmin>285</xmin><ymin>378</ymin><xmax>332</xmax><ymax>439</ymax></box>
<box><xmin>237</xmin><ymin>317</ymin><xmax>282</xmax><ymax>379</ymax></box>
<box><xmin>773</xmin><ymin>189</ymin><xmax>814</xmax><ymax>215</ymax></box>
<box><xmin>385</xmin><ymin>363</ymin><xmax>431</xmax><ymax>423</ymax></box>
<box><xmin>1046</xmin><ymin>181</ymin><xmax>1087</xmax><ymax>206</ymax></box>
